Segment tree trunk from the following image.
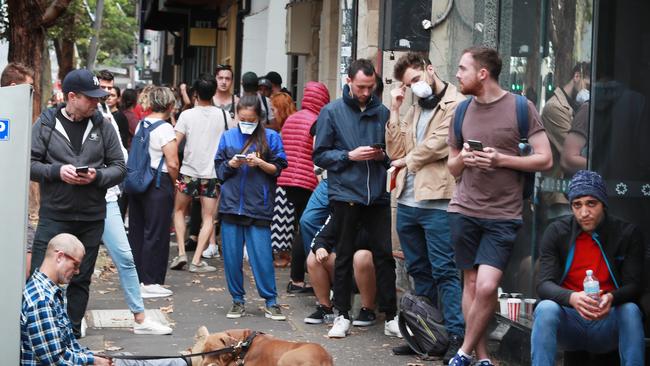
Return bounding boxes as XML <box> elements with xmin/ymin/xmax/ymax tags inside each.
<box><xmin>54</xmin><ymin>38</ymin><xmax>76</xmax><ymax>81</ymax></box>
<box><xmin>550</xmin><ymin>0</ymin><xmax>577</xmax><ymax>85</ymax></box>
<box><xmin>7</xmin><ymin>0</ymin><xmax>46</xmax><ymax>121</ymax></box>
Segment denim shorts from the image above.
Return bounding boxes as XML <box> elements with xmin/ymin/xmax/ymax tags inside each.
<box><xmin>449</xmin><ymin>212</ymin><xmax>522</xmax><ymax>271</ymax></box>
<box><xmin>176</xmin><ymin>174</ymin><xmax>220</xmax><ymax>198</ymax></box>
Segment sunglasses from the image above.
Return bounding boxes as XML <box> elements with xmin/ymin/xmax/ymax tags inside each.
<box><xmin>57</xmin><ymin>250</ymin><xmax>81</xmax><ymax>270</ymax></box>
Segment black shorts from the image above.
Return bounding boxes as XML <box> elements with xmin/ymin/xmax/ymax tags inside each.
<box><xmin>449</xmin><ymin>212</ymin><xmax>522</xmax><ymax>271</ymax></box>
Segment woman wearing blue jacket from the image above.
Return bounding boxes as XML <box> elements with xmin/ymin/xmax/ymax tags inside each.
<box><xmin>215</xmin><ymin>95</ymin><xmax>288</xmax><ymax>320</ymax></box>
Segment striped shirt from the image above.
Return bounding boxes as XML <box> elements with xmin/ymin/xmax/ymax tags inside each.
<box><xmin>21</xmin><ymin>270</ymin><xmax>94</xmax><ymax>365</ymax></box>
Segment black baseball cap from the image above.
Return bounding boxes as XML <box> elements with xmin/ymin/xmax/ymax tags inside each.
<box><xmin>62</xmin><ymin>69</ymin><xmax>110</xmax><ymax>98</ymax></box>
<box><xmin>265</xmin><ymin>71</ymin><xmax>282</xmax><ymax>86</ymax></box>
<box><xmin>258</xmin><ymin>78</ymin><xmax>272</xmax><ymax>88</ymax></box>
<box><xmin>241</xmin><ymin>71</ymin><xmax>259</xmax><ymax>88</ymax></box>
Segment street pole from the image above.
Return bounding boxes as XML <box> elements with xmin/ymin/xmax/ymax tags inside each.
<box><xmin>86</xmin><ymin>0</ymin><xmax>105</xmax><ymax>71</ymax></box>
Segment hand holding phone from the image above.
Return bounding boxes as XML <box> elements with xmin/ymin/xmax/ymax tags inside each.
<box><xmin>75</xmin><ymin>166</ymin><xmax>89</xmax><ymax>174</ymax></box>
<box><xmin>467</xmin><ymin>140</ymin><xmax>484</xmax><ymax>152</ymax></box>
<box><xmin>234</xmin><ymin>154</ymin><xmax>247</xmax><ymax>160</ymax></box>
<box><xmin>371</xmin><ymin>143</ymin><xmax>386</xmax><ymax>150</ymax></box>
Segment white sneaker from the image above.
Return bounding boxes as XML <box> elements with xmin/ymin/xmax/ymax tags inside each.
<box><xmin>133</xmin><ymin>317</ymin><xmax>173</xmax><ymax>335</ymax></box>
<box><xmin>202</xmin><ymin>244</ymin><xmax>220</xmax><ymax>259</ymax></box>
<box><xmin>384</xmin><ymin>316</ymin><xmax>402</xmax><ymax>338</ymax></box>
<box><xmin>327</xmin><ymin>315</ymin><xmax>351</xmax><ymax>338</ymax></box>
<box><xmin>140</xmin><ymin>283</ymin><xmax>173</xmax><ymax>299</ymax></box>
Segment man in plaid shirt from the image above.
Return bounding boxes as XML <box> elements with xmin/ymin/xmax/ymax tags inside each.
<box><xmin>21</xmin><ymin>233</ymin><xmax>112</xmax><ymax>365</ymax></box>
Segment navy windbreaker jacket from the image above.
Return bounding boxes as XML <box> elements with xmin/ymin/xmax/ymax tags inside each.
<box><xmin>215</xmin><ymin>127</ymin><xmax>288</xmax><ymax>221</ymax></box>
<box><xmin>313</xmin><ymin>84</ymin><xmax>390</xmax><ymax>205</ymax></box>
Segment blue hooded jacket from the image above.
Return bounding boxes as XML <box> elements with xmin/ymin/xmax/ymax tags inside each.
<box><xmin>313</xmin><ymin>84</ymin><xmax>390</xmax><ymax>205</ymax></box>
<box><xmin>215</xmin><ymin>127</ymin><xmax>287</xmax><ymax>221</ymax></box>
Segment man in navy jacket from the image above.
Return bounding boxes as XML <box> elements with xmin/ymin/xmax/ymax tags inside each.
<box><xmin>313</xmin><ymin>59</ymin><xmax>399</xmax><ymax>338</ymax></box>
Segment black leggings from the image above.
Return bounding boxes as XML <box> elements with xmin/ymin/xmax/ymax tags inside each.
<box><xmin>284</xmin><ymin>186</ymin><xmax>313</xmax><ymax>282</ymax></box>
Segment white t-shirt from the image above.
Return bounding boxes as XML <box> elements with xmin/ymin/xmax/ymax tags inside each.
<box><xmin>136</xmin><ymin>118</ymin><xmax>176</xmax><ymax>172</ymax></box>
<box><xmin>175</xmin><ymin>106</ymin><xmax>233</xmax><ymax>178</ymax></box>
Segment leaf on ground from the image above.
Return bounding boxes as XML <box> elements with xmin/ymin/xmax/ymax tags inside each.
<box><xmin>206</xmin><ymin>287</ymin><xmax>225</xmax><ymax>292</ymax></box>
<box><xmin>160</xmin><ymin>305</ymin><xmax>174</xmax><ymax>313</ymax></box>
<box><xmin>106</xmin><ymin>346</ymin><xmax>123</xmax><ymax>351</ymax></box>
<box><xmin>192</xmin><ymin>298</ymin><xmax>202</xmax><ymax>303</ymax></box>
<box><xmin>191</xmin><ymin>279</ymin><xmax>201</xmax><ymax>284</ymax></box>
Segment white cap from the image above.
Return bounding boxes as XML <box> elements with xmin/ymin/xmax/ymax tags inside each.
<box><xmin>586</xmin><ymin>269</ymin><xmax>593</xmax><ymax>276</ymax></box>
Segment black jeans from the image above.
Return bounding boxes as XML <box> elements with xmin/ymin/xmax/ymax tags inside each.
<box><xmin>285</xmin><ymin>186</ymin><xmax>312</xmax><ymax>282</ymax></box>
<box><xmin>30</xmin><ymin>217</ymin><xmax>104</xmax><ymax>337</ymax></box>
<box><xmin>128</xmin><ymin>174</ymin><xmax>174</xmax><ymax>285</ymax></box>
<box><xmin>330</xmin><ymin>201</ymin><xmax>397</xmax><ymax>317</ymax></box>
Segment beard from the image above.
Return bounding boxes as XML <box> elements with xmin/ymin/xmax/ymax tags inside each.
<box><xmin>459</xmin><ymin>78</ymin><xmax>483</xmax><ymax>96</ymax></box>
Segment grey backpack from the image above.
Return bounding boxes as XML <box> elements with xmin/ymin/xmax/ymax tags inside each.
<box><xmin>398</xmin><ymin>292</ymin><xmax>449</xmax><ymax>356</ymax></box>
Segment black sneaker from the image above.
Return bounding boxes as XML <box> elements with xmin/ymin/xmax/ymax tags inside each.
<box><xmin>304</xmin><ymin>304</ymin><xmax>333</xmax><ymax>324</ymax></box>
<box><xmin>352</xmin><ymin>307</ymin><xmax>376</xmax><ymax>326</ymax></box>
<box><xmin>443</xmin><ymin>334</ymin><xmax>464</xmax><ymax>364</ymax></box>
<box><xmin>287</xmin><ymin>281</ymin><xmax>315</xmax><ymax>294</ymax></box>
<box><xmin>184</xmin><ymin>237</ymin><xmax>197</xmax><ymax>252</ymax></box>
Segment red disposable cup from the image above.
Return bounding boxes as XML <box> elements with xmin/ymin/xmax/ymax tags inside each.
<box><xmin>507</xmin><ymin>298</ymin><xmax>521</xmax><ymax>321</ymax></box>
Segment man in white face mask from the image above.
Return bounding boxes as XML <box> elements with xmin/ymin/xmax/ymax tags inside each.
<box><xmin>386</xmin><ymin>52</ymin><xmax>466</xmax><ymax>362</ymax></box>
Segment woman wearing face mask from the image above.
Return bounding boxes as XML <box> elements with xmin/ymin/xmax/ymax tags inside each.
<box><xmin>214</xmin><ymin>95</ymin><xmax>289</xmax><ymax>321</ymax></box>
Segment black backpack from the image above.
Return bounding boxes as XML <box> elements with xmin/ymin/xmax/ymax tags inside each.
<box><xmin>453</xmin><ymin>94</ymin><xmax>535</xmax><ymax>199</ymax></box>
<box><xmin>398</xmin><ymin>292</ymin><xmax>449</xmax><ymax>356</ymax></box>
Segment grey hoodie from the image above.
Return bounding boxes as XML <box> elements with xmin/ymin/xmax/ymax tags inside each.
<box><xmin>31</xmin><ymin>105</ymin><xmax>126</xmax><ymax>221</ymax></box>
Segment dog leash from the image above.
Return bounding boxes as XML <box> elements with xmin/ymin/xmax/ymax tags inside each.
<box><xmin>103</xmin><ymin>331</ymin><xmax>260</xmax><ymax>365</ymax></box>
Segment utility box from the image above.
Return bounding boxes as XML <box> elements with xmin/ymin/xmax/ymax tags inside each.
<box><xmin>286</xmin><ymin>1</ymin><xmax>315</xmax><ymax>55</ymax></box>
<box><xmin>0</xmin><ymin>84</ymin><xmax>32</xmax><ymax>365</ymax></box>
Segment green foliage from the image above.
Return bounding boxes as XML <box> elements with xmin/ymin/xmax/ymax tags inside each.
<box><xmin>48</xmin><ymin>0</ymin><xmax>137</xmax><ymax>67</ymax></box>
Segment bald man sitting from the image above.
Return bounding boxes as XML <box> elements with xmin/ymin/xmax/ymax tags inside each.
<box><xmin>21</xmin><ymin>234</ymin><xmax>113</xmax><ymax>366</ymax></box>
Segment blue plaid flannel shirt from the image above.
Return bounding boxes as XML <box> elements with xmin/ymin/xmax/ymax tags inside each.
<box><xmin>21</xmin><ymin>270</ymin><xmax>94</xmax><ymax>365</ymax></box>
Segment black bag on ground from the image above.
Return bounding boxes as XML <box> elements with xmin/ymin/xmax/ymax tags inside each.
<box><xmin>398</xmin><ymin>292</ymin><xmax>449</xmax><ymax>356</ymax></box>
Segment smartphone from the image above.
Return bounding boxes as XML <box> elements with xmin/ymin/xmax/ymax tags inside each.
<box><xmin>234</xmin><ymin>154</ymin><xmax>247</xmax><ymax>160</ymax></box>
<box><xmin>371</xmin><ymin>143</ymin><xmax>386</xmax><ymax>150</ymax></box>
<box><xmin>75</xmin><ymin>166</ymin><xmax>89</xmax><ymax>174</ymax></box>
<box><xmin>466</xmin><ymin>140</ymin><xmax>484</xmax><ymax>152</ymax></box>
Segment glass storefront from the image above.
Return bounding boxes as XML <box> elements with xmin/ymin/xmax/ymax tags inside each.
<box><xmin>497</xmin><ymin>0</ymin><xmax>649</xmax><ymax>296</ymax></box>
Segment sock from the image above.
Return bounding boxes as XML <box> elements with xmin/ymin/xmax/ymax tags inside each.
<box><xmin>338</xmin><ymin>311</ymin><xmax>350</xmax><ymax>320</ymax></box>
<box><xmin>385</xmin><ymin>312</ymin><xmax>396</xmax><ymax>320</ymax></box>
<box><xmin>457</xmin><ymin>348</ymin><xmax>472</xmax><ymax>359</ymax></box>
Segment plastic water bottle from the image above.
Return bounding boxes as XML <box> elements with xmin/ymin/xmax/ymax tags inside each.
<box><xmin>583</xmin><ymin>269</ymin><xmax>600</xmax><ymax>301</ymax></box>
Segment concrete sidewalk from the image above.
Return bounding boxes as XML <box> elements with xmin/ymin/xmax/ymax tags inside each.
<box><xmin>82</xmin><ymin>246</ymin><xmax>438</xmax><ymax>366</ymax></box>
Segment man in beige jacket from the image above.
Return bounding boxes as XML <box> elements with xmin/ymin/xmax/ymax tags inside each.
<box><xmin>386</xmin><ymin>52</ymin><xmax>465</xmax><ymax>362</ymax></box>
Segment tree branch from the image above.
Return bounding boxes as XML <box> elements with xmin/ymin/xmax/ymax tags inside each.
<box><xmin>41</xmin><ymin>0</ymin><xmax>74</xmax><ymax>28</ymax></box>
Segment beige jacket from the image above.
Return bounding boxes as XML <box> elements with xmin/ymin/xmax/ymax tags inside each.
<box><xmin>386</xmin><ymin>83</ymin><xmax>465</xmax><ymax>202</ymax></box>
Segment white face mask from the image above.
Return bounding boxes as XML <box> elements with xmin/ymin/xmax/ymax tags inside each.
<box><xmin>411</xmin><ymin>80</ymin><xmax>433</xmax><ymax>99</ymax></box>
<box><xmin>576</xmin><ymin>89</ymin><xmax>590</xmax><ymax>104</ymax></box>
<box><xmin>238</xmin><ymin>121</ymin><xmax>258</xmax><ymax>135</ymax></box>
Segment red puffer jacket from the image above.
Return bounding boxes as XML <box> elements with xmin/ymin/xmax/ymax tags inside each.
<box><xmin>278</xmin><ymin>81</ymin><xmax>330</xmax><ymax>191</ymax></box>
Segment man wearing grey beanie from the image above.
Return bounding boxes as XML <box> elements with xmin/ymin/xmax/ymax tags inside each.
<box><xmin>531</xmin><ymin>170</ymin><xmax>645</xmax><ymax>365</ymax></box>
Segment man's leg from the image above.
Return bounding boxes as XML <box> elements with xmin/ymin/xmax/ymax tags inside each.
<box><xmin>615</xmin><ymin>303</ymin><xmax>645</xmax><ymax>365</ymax></box>
<box><xmin>286</xmin><ymin>187</ymin><xmax>312</xmax><ymax>285</ymax></box>
<box><xmin>127</xmin><ymin>193</ymin><xmax>146</xmax><ymax>283</ymax></box>
<box><xmin>307</xmin><ymin>252</ymin><xmax>334</xmax><ymax>307</ymax></box>
<box><xmin>67</xmin><ymin>219</ymin><xmax>104</xmax><ymax>337</ymax></box>
<box><xmin>30</xmin><ymin>218</ymin><xmax>68</xmax><ymax>275</ymax></box>
<box><xmin>531</xmin><ymin>300</ymin><xmax>564</xmax><ymax>366</ymax></box>
<box><xmin>172</xmin><ymin>190</ymin><xmax>192</xmax><ymax>257</ymax></box>
<box><xmin>353</xmin><ymin>250</ymin><xmax>376</xmax><ymax>309</ymax></box>
<box><xmin>192</xmin><ymin>195</ymin><xmax>218</xmax><ymax>265</ymax></box>
<box><xmin>300</xmin><ymin>180</ymin><xmax>330</xmax><ymax>256</ymax></box>
<box><xmin>396</xmin><ymin>204</ymin><xmax>437</xmax><ymax>302</ymax></box>
<box><xmin>461</xmin><ymin>265</ymin><xmax>502</xmax><ymax>359</ymax></box>
<box><xmin>420</xmin><ymin>208</ymin><xmax>464</xmax><ymax>338</ymax></box>
<box><xmin>331</xmin><ymin>201</ymin><xmax>361</xmax><ymax>316</ymax></box>
<box><xmin>362</xmin><ymin>204</ymin><xmax>396</xmax><ymax>319</ymax></box>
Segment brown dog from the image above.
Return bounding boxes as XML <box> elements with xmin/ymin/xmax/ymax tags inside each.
<box><xmin>195</xmin><ymin>327</ymin><xmax>333</xmax><ymax>366</ymax></box>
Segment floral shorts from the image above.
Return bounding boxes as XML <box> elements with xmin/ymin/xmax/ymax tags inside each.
<box><xmin>176</xmin><ymin>174</ymin><xmax>220</xmax><ymax>198</ymax></box>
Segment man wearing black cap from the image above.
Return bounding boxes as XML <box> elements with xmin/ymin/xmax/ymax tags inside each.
<box><xmin>264</xmin><ymin>71</ymin><xmax>292</xmax><ymax>97</ymax></box>
<box><xmin>241</xmin><ymin>71</ymin><xmax>274</xmax><ymax>126</ymax></box>
<box><xmin>30</xmin><ymin>68</ymin><xmax>126</xmax><ymax>338</ymax></box>
<box><xmin>532</xmin><ymin>170</ymin><xmax>645</xmax><ymax>365</ymax></box>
